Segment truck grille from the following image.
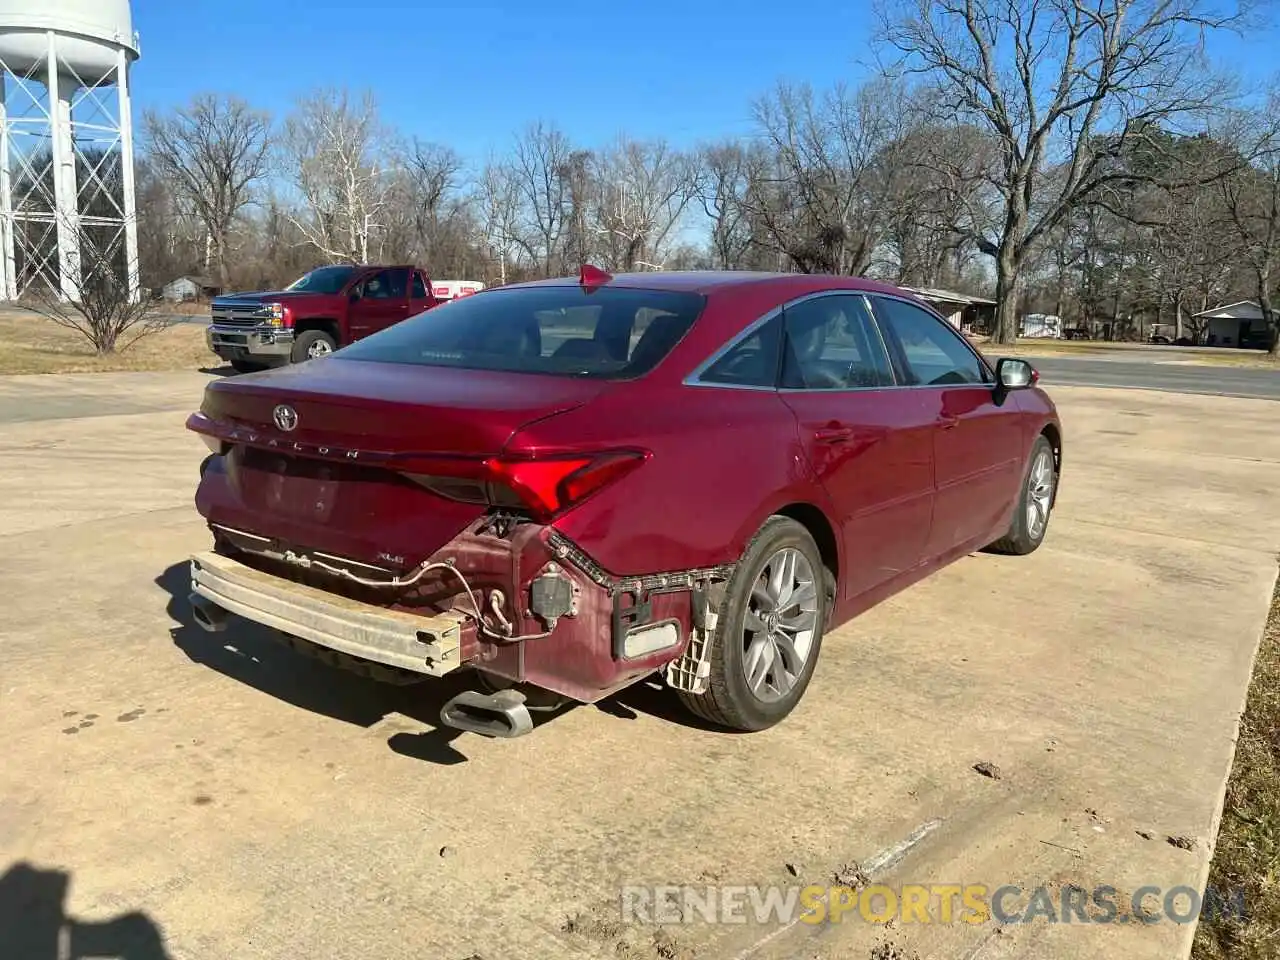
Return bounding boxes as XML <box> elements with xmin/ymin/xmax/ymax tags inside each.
<box><xmin>211</xmin><ymin>303</ymin><xmax>266</xmax><ymax>328</ymax></box>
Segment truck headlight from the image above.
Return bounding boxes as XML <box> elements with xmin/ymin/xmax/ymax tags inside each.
<box><xmin>264</xmin><ymin>302</ymin><xmax>285</xmax><ymax>328</ymax></box>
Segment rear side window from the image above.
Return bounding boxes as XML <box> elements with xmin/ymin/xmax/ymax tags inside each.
<box><xmin>698</xmin><ymin>313</ymin><xmax>783</xmax><ymax>387</ymax></box>
<box><xmin>781</xmin><ymin>294</ymin><xmax>894</xmax><ymax>389</ymax></box>
<box><xmin>335</xmin><ymin>285</ymin><xmax>706</xmax><ymax>380</ymax></box>
<box><xmin>872</xmin><ymin>297</ymin><xmax>987</xmax><ymax>386</ymax></box>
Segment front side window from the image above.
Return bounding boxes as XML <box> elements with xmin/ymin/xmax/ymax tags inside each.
<box><xmin>411</xmin><ymin>272</ymin><xmax>428</xmax><ymax>298</ymax></box>
<box><xmin>781</xmin><ymin>294</ymin><xmax>895</xmax><ymax>390</ymax></box>
<box><xmin>359</xmin><ymin>269</ymin><xmax>408</xmax><ymax>300</ymax></box>
<box><xmin>872</xmin><ymin>297</ymin><xmax>988</xmax><ymax>386</ymax></box>
<box><xmin>335</xmin><ymin>285</ymin><xmax>706</xmax><ymax>380</ymax></box>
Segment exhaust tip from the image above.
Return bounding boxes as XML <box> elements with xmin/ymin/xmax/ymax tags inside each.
<box><xmin>439</xmin><ymin>689</ymin><xmax>534</xmax><ymax>739</ymax></box>
<box><xmin>188</xmin><ymin>592</ymin><xmax>228</xmax><ymax>633</ymax></box>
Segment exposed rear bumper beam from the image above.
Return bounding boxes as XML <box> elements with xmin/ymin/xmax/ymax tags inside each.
<box><xmin>188</xmin><ymin>550</ymin><xmax>466</xmax><ymax>677</ymax></box>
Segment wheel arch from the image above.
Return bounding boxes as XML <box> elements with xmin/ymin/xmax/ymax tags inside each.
<box><xmin>1039</xmin><ymin>420</ymin><xmax>1062</xmax><ymax>505</ymax></box>
<box><xmin>294</xmin><ymin>317</ymin><xmax>340</xmax><ymax>342</ymax></box>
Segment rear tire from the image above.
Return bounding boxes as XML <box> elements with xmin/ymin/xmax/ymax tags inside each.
<box><xmin>987</xmin><ymin>434</ymin><xmax>1057</xmax><ymax>555</ymax></box>
<box><xmin>291</xmin><ymin>329</ymin><xmax>337</xmax><ymax>363</ymax></box>
<box><xmin>678</xmin><ymin>516</ymin><xmax>827</xmax><ymax>732</ymax></box>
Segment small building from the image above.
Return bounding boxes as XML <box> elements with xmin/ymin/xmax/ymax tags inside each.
<box><xmin>903</xmin><ymin>287</ymin><xmax>997</xmax><ymax>332</ymax></box>
<box><xmin>1192</xmin><ymin>301</ymin><xmax>1275</xmax><ymax>349</ymax></box>
<box><xmin>163</xmin><ymin>275</ymin><xmax>221</xmax><ymax>302</ymax></box>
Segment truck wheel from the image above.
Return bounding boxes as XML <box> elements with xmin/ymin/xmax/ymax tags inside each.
<box><xmin>678</xmin><ymin>516</ymin><xmax>827</xmax><ymax>732</ymax></box>
<box><xmin>291</xmin><ymin>330</ymin><xmax>337</xmax><ymax>363</ymax></box>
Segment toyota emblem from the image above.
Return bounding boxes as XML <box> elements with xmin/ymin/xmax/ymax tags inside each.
<box><xmin>273</xmin><ymin>404</ymin><xmax>299</xmax><ymax>432</ymax></box>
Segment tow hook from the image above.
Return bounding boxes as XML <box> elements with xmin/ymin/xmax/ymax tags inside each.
<box><xmin>439</xmin><ymin>688</ymin><xmax>534</xmax><ymax>739</ymax></box>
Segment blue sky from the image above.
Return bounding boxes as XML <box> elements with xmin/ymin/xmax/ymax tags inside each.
<box><xmin>128</xmin><ymin>0</ymin><xmax>897</xmax><ymax>160</ymax></box>
<box><xmin>131</xmin><ymin>0</ymin><xmax>1277</xmax><ymax>165</ymax></box>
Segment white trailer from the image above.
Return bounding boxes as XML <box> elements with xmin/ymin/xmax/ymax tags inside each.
<box><xmin>432</xmin><ymin>280</ymin><xmax>485</xmax><ymax>301</ymax></box>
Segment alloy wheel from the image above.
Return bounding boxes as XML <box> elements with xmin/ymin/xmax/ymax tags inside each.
<box><xmin>307</xmin><ymin>338</ymin><xmax>333</xmax><ymax>359</ymax></box>
<box><xmin>1026</xmin><ymin>448</ymin><xmax>1055</xmax><ymax>540</ymax></box>
<box><xmin>741</xmin><ymin>547</ymin><xmax>819</xmax><ymax>703</ymax></box>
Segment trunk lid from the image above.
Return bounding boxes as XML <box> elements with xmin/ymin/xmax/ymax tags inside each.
<box><xmin>194</xmin><ymin>358</ymin><xmax>609</xmax><ymax>566</ymax></box>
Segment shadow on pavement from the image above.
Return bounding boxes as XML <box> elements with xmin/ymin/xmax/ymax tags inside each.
<box><xmin>156</xmin><ymin>560</ymin><xmax>718</xmax><ymax>757</ymax></box>
<box><xmin>599</xmin><ymin>678</ymin><xmax>735</xmax><ymax>733</ymax></box>
<box><xmin>155</xmin><ymin>562</ymin><xmax>476</xmax><ymax>765</ymax></box>
<box><xmin>0</xmin><ymin>862</ymin><xmax>171</xmax><ymax>960</ymax></box>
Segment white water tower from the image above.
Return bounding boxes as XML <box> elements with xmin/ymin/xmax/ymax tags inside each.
<box><xmin>0</xmin><ymin>0</ymin><xmax>140</xmax><ymax>301</ymax></box>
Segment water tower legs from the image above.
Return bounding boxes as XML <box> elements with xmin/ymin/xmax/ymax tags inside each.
<box><xmin>117</xmin><ymin>47</ymin><xmax>139</xmax><ymax>303</ymax></box>
<box><xmin>48</xmin><ymin>33</ymin><xmax>81</xmax><ymax>302</ymax></box>
<box><xmin>0</xmin><ymin>74</ymin><xmax>14</xmax><ymax>302</ymax></box>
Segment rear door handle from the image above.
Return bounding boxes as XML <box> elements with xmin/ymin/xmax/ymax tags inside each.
<box><xmin>939</xmin><ymin>415</ymin><xmax>960</xmax><ymax>431</ymax></box>
<box><xmin>814</xmin><ymin>426</ymin><xmax>854</xmax><ymax>444</ymax></box>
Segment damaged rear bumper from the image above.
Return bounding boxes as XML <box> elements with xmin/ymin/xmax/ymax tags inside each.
<box><xmin>189</xmin><ymin>550</ymin><xmax>466</xmax><ymax>677</ymax></box>
<box><xmin>191</xmin><ymin>516</ymin><xmax>733</xmax><ymax>704</ymax></box>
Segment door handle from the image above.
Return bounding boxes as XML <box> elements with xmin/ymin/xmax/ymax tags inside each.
<box><xmin>939</xmin><ymin>415</ymin><xmax>960</xmax><ymax>431</ymax></box>
<box><xmin>814</xmin><ymin>426</ymin><xmax>854</xmax><ymax>444</ymax></box>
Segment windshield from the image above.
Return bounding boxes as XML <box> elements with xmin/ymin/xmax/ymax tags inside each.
<box><xmin>285</xmin><ymin>265</ymin><xmax>357</xmax><ymax>294</ymax></box>
<box><xmin>334</xmin><ymin>285</ymin><xmax>707</xmax><ymax>380</ymax></box>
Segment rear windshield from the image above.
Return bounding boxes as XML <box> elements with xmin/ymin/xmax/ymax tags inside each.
<box><xmin>334</xmin><ymin>285</ymin><xmax>707</xmax><ymax>379</ymax></box>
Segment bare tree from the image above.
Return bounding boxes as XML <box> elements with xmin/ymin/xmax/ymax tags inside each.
<box><xmin>143</xmin><ymin>94</ymin><xmax>271</xmax><ymax>288</ymax></box>
<box><xmin>748</xmin><ymin>79</ymin><xmax>908</xmax><ymax>274</ymax></box>
<box><xmin>880</xmin><ymin>0</ymin><xmax>1243</xmax><ymax>342</ymax></box>
<box><xmin>404</xmin><ymin>140</ymin><xmax>465</xmax><ymax>256</ymax></box>
<box><xmin>876</xmin><ymin>118</ymin><xmax>999</xmax><ymax>287</ymax></box>
<box><xmin>592</xmin><ymin>137</ymin><xmax>695</xmax><ymax>270</ymax></box>
<box><xmin>281</xmin><ymin>88</ymin><xmax>392</xmax><ymax>264</ymax></box>
<box><xmin>1219</xmin><ymin>88</ymin><xmax>1280</xmax><ymax>354</ymax></box>
<box><xmin>25</xmin><ymin>224</ymin><xmax>171</xmax><ymax>354</ymax></box>
<box><xmin>476</xmin><ymin>161</ymin><xmax>522</xmax><ymax>284</ymax></box>
<box><xmin>696</xmin><ymin>141</ymin><xmax>760</xmax><ymax>269</ymax></box>
<box><xmin>510</xmin><ymin>122</ymin><xmax>573</xmax><ymax>276</ymax></box>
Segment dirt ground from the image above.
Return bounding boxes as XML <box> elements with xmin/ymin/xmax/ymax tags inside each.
<box><xmin>0</xmin><ymin>373</ymin><xmax>1276</xmax><ymax>960</ymax></box>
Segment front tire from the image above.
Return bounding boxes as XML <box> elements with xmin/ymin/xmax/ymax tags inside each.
<box><xmin>291</xmin><ymin>329</ymin><xmax>337</xmax><ymax>363</ymax></box>
<box><xmin>987</xmin><ymin>434</ymin><xmax>1057</xmax><ymax>555</ymax></box>
<box><xmin>678</xmin><ymin>516</ymin><xmax>827</xmax><ymax>731</ymax></box>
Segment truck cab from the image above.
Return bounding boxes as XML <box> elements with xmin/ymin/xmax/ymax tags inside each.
<box><xmin>208</xmin><ymin>264</ymin><xmax>440</xmax><ymax>373</ymax></box>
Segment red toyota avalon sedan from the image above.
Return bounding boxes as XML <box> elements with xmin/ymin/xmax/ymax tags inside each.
<box><xmin>185</xmin><ymin>268</ymin><xmax>1061</xmax><ymax>737</ymax></box>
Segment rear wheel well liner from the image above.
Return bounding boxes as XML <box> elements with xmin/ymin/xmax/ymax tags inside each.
<box><xmin>774</xmin><ymin>501</ymin><xmax>839</xmax><ymax>583</ymax></box>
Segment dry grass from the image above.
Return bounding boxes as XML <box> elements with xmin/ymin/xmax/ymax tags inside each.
<box><xmin>1192</xmin><ymin>574</ymin><xmax>1280</xmax><ymax>959</ymax></box>
<box><xmin>0</xmin><ymin>312</ymin><xmax>220</xmax><ymax>375</ymax></box>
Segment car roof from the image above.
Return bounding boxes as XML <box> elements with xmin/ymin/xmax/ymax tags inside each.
<box><xmin>509</xmin><ymin>270</ymin><xmax>915</xmax><ymax>298</ymax></box>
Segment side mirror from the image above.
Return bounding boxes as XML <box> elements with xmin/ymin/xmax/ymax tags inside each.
<box><xmin>994</xmin><ymin>358</ymin><xmax>1037</xmax><ymax>400</ymax></box>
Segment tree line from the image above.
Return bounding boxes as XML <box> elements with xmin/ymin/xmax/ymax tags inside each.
<box><xmin>135</xmin><ymin>0</ymin><xmax>1280</xmax><ymax>350</ymax></box>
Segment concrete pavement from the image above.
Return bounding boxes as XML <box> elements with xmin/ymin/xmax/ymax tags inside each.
<box><xmin>0</xmin><ymin>373</ymin><xmax>1276</xmax><ymax>960</ymax></box>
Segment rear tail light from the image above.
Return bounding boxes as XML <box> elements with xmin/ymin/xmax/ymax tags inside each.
<box><xmin>407</xmin><ymin>450</ymin><xmax>648</xmax><ymax>520</ymax></box>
